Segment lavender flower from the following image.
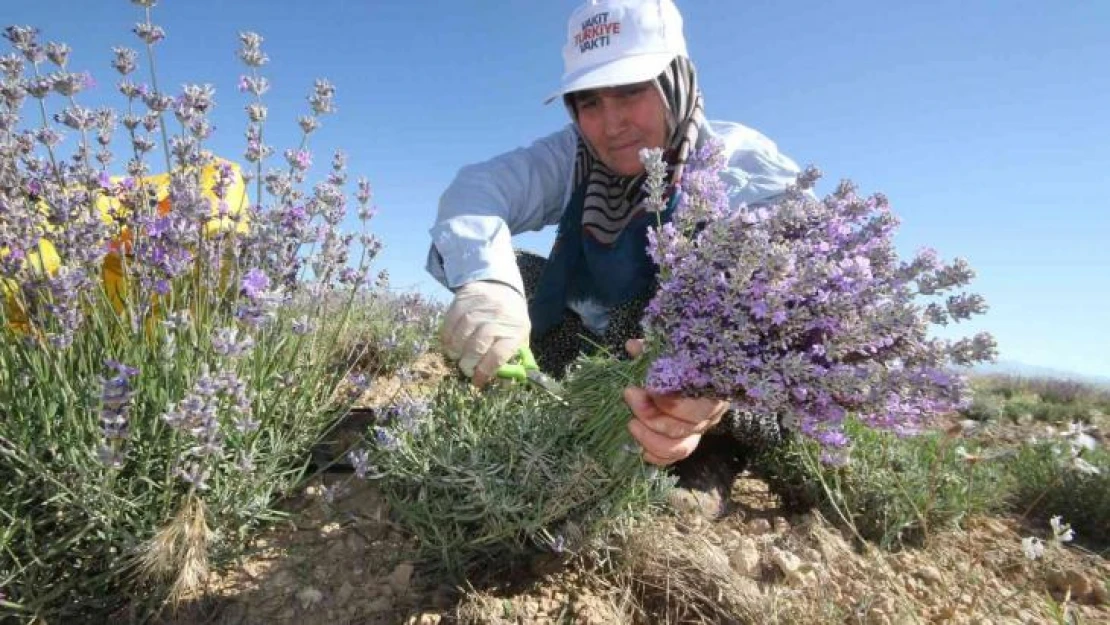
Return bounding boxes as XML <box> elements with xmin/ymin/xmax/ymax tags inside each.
<box><xmin>284</xmin><ymin>148</ymin><xmax>311</xmax><ymax>172</ymax></box>
<box><xmin>240</xmin><ymin>268</ymin><xmax>270</xmax><ymax>299</ymax></box>
<box><xmin>298</xmin><ymin>115</ymin><xmax>319</xmax><ymax>134</ymax></box>
<box><xmin>237</xmin><ymin>32</ymin><xmax>269</xmax><ymax>68</ymax></box>
<box><xmin>638</xmin><ymin>139</ymin><xmax>996</xmax><ymax>446</ymax></box>
<box><xmin>44</xmin><ymin>42</ymin><xmax>70</xmax><ymax>67</ymax></box>
<box><xmin>132</xmin><ymin>22</ymin><xmax>165</xmax><ymax>45</ymax></box>
<box><xmin>111</xmin><ymin>46</ymin><xmax>138</xmax><ymax>74</ymax></box>
<box><xmin>238</xmin><ymin>75</ymin><xmax>270</xmax><ymax>97</ymax></box>
<box><xmin>308</xmin><ymin>79</ymin><xmax>335</xmax><ymax>115</ymax></box>
<box><xmin>348</xmin><ymin>448</ymin><xmax>372</xmax><ymax>479</ymax></box>
<box><xmin>211</xmin><ymin>326</ymin><xmax>255</xmax><ymax>357</ymax></box>
<box><xmin>638</xmin><ymin>147</ymin><xmax>667</xmax><ymax>213</ymax></box>
<box><xmin>290</xmin><ymin>315</ymin><xmax>315</xmax><ymax>335</ymax></box>
<box><xmin>383</xmin><ymin>396</ymin><xmax>430</xmax><ymax>433</ymax></box>
<box><xmin>372</xmin><ymin>426</ymin><xmax>400</xmax><ymax>452</ymax></box>
<box><xmin>98</xmin><ymin>360</ymin><xmax>139</xmax><ymax>467</ymax></box>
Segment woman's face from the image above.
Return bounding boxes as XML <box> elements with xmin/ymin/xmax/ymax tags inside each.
<box><xmin>573</xmin><ymin>81</ymin><xmax>670</xmax><ymax>176</ymax></box>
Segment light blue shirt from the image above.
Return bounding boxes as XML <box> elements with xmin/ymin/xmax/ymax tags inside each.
<box><xmin>426</xmin><ymin>120</ymin><xmax>806</xmax><ymax>297</ymax></box>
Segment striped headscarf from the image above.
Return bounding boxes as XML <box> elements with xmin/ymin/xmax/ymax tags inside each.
<box><xmin>565</xmin><ymin>55</ymin><xmax>706</xmax><ymax>245</ymax></box>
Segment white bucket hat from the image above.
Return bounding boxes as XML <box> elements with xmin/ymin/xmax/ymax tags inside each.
<box><xmin>544</xmin><ymin>0</ymin><xmax>688</xmax><ymax>104</ymax></box>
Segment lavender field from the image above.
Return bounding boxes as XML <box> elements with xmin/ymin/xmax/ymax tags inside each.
<box><xmin>1</xmin><ymin>3</ymin><xmax>1108</xmax><ymax>623</ymax></box>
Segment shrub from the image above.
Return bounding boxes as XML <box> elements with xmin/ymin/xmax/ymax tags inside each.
<box><xmin>365</xmin><ymin>358</ymin><xmax>671</xmax><ymax>578</ymax></box>
<box><xmin>0</xmin><ymin>8</ymin><xmax>379</xmax><ymax>620</ymax></box>
<box><xmin>1006</xmin><ymin>440</ymin><xmax>1109</xmax><ymax>547</ymax></box>
<box><xmin>961</xmin><ymin>389</ymin><xmax>1005</xmax><ymax>422</ymax></box>
<box><xmin>321</xmin><ymin>288</ymin><xmax>443</xmax><ymax>377</ymax></box>
<box><xmin>760</xmin><ymin>418</ymin><xmax>1014</xmax><ymax>549</ymax></box>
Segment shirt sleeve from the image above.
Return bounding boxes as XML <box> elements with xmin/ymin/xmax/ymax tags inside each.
<box><xmin>708</xmin><ymin>120</ymin><xmax>809</xmax><ymax>208</ymax></box>
<box><xmin>426</xmin><ymin>125</ymin><xmax>578</xmax><ymax>295</ymax></box>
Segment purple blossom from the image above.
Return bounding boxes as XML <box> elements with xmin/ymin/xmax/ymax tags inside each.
<box><xmin>111</xmin><ymin>46</ymin><xmax>138</xmax><ymax>74</ymax></box>
<box><xmin>237</xmin><ymin>32</ymin><xmax>269</xmax><ymax>68</ymax></box>
<box><xmin>308</xmin><ymin>79</ymin><xmax>335</xmax><ymax>115</ymax></box>
<box><xmin>373</xmin><ymin>426</ymin><xmax>400</xmax><ymax>451</ymax></box>
<box><xmin>639</xmin><ymin>139</ymin><xmax>996</xmax><ymax>446</ymax></box>
<box><xmin>212</xmin><ymin>326</ymin><xmax>255</xmax><ymax>357</ymax></box>
<box><xmin>383</xmin><ymin>396</ymin><xmax>430</xmax><ymax>433</ymax></box>
<box><xmin>98</xmin><ymin>360</ymin><xmax>139</xmax><ymax>468</ymax></box>
<box><xmin>285</xmin><ymin>148</ymin><xmax>312</xmax><ymax>171</ymax></box>
<box><xmin>240</xmin><ymin>268</ymin><xmax>270</xmax><ymax>299</ymax></box>
<box><xmin>348</xmin><ymin>448</ymin><xmax>372</xmax><ymax>479</ymax></box>
<box><xmin>132</xmin><ymin>22</ymin><xmax>165</xmax><ymax>45</ymax></box>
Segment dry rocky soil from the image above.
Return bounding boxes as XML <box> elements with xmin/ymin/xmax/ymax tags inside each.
<box><xmin>163</xmin><ymin>357</ymin><xmax>1110</xmax><ymax>625</ymax></box>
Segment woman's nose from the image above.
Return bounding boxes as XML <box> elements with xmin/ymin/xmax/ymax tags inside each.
<box><xmin>601</xmin><ymin>99</ymin><xmax>626</xmax><ymax>134</ymax></box>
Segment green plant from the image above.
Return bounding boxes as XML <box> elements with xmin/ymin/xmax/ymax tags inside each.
<box><xmin>365</xmin><ymin>355</ymin><xmax>672</xmax><ymax>578</ymax></box>
<box><xmin>316</xmin><ymin>288</ymin><xmax>442</xmax><ymax>377</ymax></box>
<box><xmin>1007</xmin><ymin>441</ymin><xmax>1109</xmax><ymax>547</ymax></box>
<box><xmin>0</xmin><ymin>7</ymin><xmax>382</xmax><ymax>620</ymax></box>
<box><xmin>759</xmin><ymin>417</ymin><xmax>1013</xmax><ymax>549</ymax></box>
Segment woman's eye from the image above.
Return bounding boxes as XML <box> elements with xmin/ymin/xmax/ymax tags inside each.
<box><xmin>578</xmin><ymin>98</ymin><xmax>599</xmax><ymax>110</ymax></box>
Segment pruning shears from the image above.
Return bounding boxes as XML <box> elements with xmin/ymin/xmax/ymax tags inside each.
<box><xmin>495</xmin><ymin>345</ymin><xmax>566</xmax><ymax>404</ymax></box>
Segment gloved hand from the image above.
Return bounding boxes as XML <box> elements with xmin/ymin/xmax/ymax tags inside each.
<box><xmin>440</xmin><ymin>280</ymin><xmax>531</xmax><ymax>387</ymax></box>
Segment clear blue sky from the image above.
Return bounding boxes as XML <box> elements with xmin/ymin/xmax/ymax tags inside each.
<box><xmin>6</xmin><ymin>1</ymin><xmax>1109</xmax><ymax>378</ymax></box>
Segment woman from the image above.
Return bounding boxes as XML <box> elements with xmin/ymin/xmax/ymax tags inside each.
<box><xmin>426</xmin><ymin>0</ymin><xmax>803</xmax><ymax>516</ymax></box>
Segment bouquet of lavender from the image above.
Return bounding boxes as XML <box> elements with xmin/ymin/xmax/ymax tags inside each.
<box><xmin>633</xmin><ymin>141</ymin><xmax>997</xmax><ymax>451</ymax></box>
<box><xmin>0</xmin><ymin>5</ymin><xmax>386</xmax><ymax>619</ymax></box>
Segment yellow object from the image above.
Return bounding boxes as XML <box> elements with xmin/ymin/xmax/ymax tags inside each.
<box><xmin>3</xmin><ymin>157</ymin><xmax>250</xmax><ymax>332</ymax></box>
<box><xmin>1</xmin><ymin>238</ymin><xmax>62</xmax><ymax>332</ymax></box>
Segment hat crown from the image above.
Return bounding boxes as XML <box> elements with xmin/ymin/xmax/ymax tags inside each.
<box><xmin>557</xmin><ymin>0</ymin><xmax>687</xmax><ymax>93</ymax></box>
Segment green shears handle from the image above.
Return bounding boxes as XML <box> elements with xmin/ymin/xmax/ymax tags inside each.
<box><xmin>495</xmin><ymin>345</ymin><xmax>540</xmax><ymax>382</ymax></box>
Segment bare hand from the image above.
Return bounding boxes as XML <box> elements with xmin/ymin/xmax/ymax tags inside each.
<box><xmin>622</xmin><ymin>339</ymin><xmax>729</xmax><ymax>466</ymax></box>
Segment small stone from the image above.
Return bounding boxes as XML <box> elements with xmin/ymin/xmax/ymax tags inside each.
<box><xmin>748</xmin><ymin>518</ymin><xmax>773</xmax><ymax>534</ymax></box>
<box><xmin>1046</xmin><ymin>568</ymin><xmax>1092</xmax><ymax>598</ymax></box>
<box><xmin>1064</xmin><ymin>569</ymin><xmax>1092</xmax><ymax>598</ymax></box>
<box><xmin>326</xmin><ymin>540</ymin><xmax>348</xmax><ymax>562</ymax></box>
<box><xmin>368</xmin><ymin>596</ymin><xmax>393</xmax><ymax>612</ymax></box>
<box><xmin>267</xmin><ymin>569</ymin><xmax>296</xmax><ymax>594</ymax></box>
<box><xmin>771</xmin><ymin>548</ymin><xmax>801</xmax><ymax>575</ymax></box>
<box><xmin>914</xmin><ymin>565</ymin><xmax>943</xmax><ymax>586</ymax></box>
<box><xmin>772</xmin><ymin>516</ymin><xmax>791</xmax><ymax>534</ymax></box>
<box><xmin>1092</xmin><ymin>580</ymin><xmax>1108</xmax><ymax>605</ymax></box>
<box><xmin>390</xmin><ymin>561</ymin><xmax>415</xmax><ymax>594</ymax></box>
<box><xmin>345</xmin><ymin>531</ymin><xmax>366</xmax><ymax>553</ymax></box>
<box><xmin>801</xmin><ymin>547</ymin><xmax>823</xmax><ymax>563</ymax></box>
<box><xmin>296</xmin><ymin>586</ymin><xmax>323</xmax><ymax>609</ymax></box>
<box><xmin>729</xmin><ymin>537</ymin><xmax>761</xmax><ymax>578</ymax></box>
<box><xmin>335</xmin><ymin>581</ymin><xmax>354</xmax><ymax>604</ymax></box>
<box><xmin>319</xmin><ymin>521</ymin><xmax>343</xmax><ymax>537</ymax></box>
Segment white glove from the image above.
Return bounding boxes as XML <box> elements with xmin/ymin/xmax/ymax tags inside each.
<box><xmin>440</xmin><ymin>280</ymin><xmax>531</xmax><ymax>386</ymax></box>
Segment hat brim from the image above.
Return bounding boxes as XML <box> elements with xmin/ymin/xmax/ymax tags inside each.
<box><xmin>543</xmin><ymin>51</ymin><xmax>676</xmax><ymax>104</ymax></box>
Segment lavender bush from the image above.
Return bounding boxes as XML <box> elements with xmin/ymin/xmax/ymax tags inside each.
<box><xmin>313</xmin><ymin>286</ymin><xmax>444</xmax><ymax>377</ymax></box>
<box><xmin>365</xmin><ymin>376</ymin><xmax>672</xmax><ymax>577</ymax></box>
<box><xmin>0</xmin><ymin>5</ymin><xmax>381</xmax><ymax>619</ymax></box>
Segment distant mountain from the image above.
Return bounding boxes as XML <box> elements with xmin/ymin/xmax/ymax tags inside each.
<box><xmin>972</xmin><ymin>360</ymin><xmax>1110</xmax><ymax>388</ymax></box>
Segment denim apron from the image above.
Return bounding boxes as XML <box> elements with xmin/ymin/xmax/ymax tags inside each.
<box><xmin>528</xmin><ymin>179</ymin><xmax>678</xmax><ymax>340</ymax></box>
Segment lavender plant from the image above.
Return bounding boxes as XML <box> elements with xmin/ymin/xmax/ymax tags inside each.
<box><xmin>365</xmin><ymin>377</ymin><xmax>672</xmax><ymax>577</ymax></box>
<box><xmin>0</xmin><ymin>6</ymin><xmax>381</xmax><ymax>620</ymax></box>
